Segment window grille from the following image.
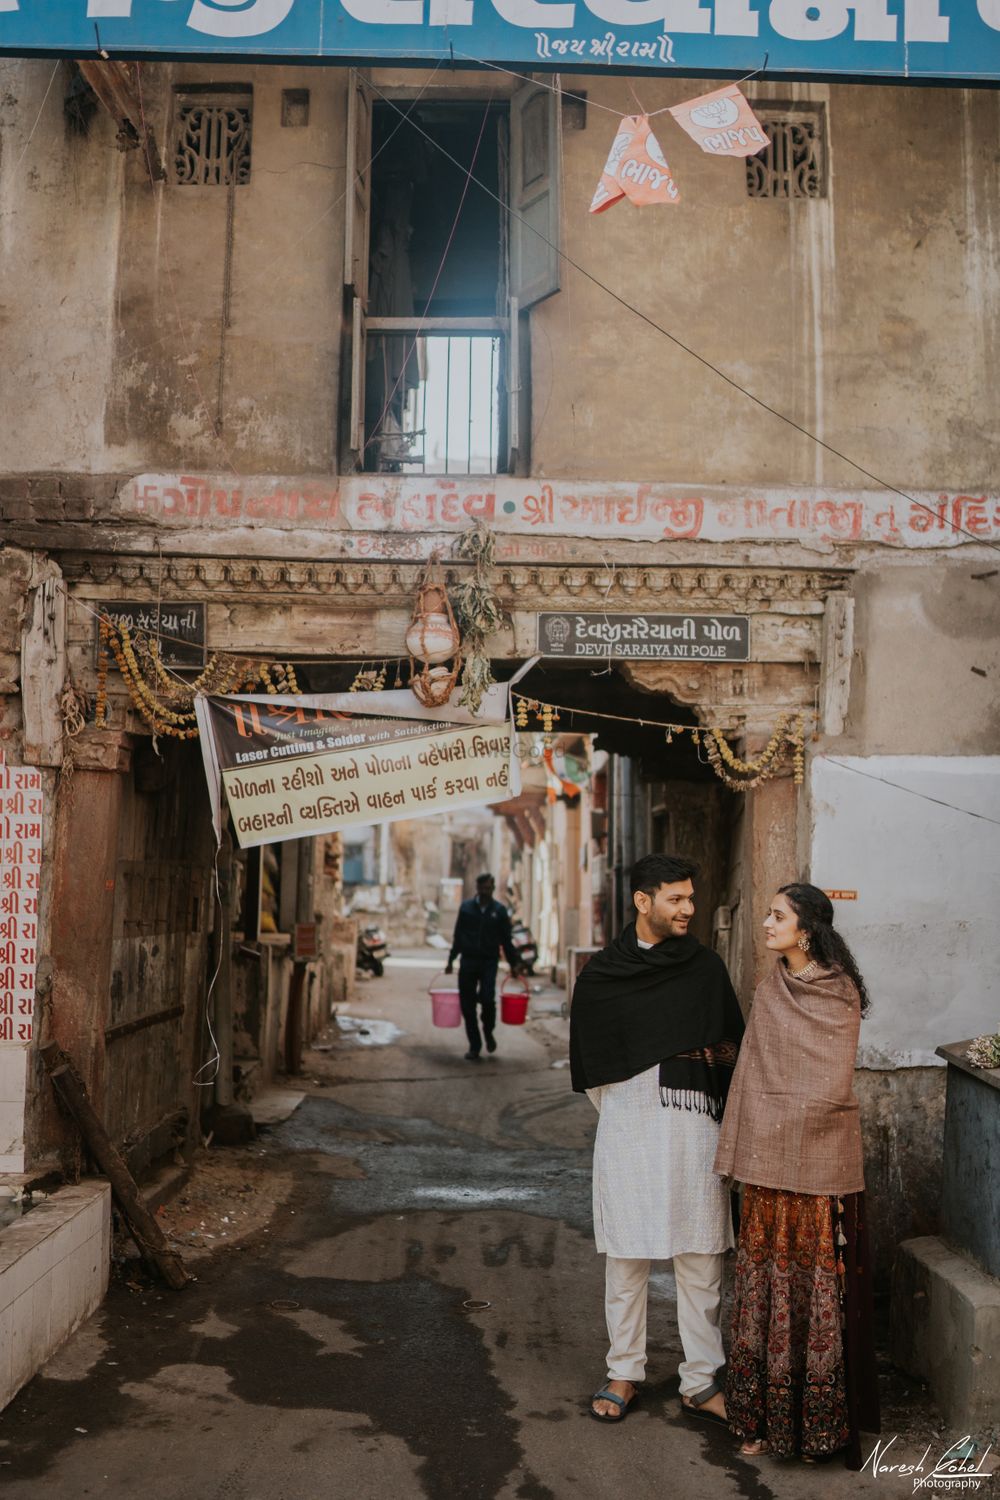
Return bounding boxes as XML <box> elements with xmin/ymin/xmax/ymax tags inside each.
<box><xmin>362</xmin><ymin>323</ymin><xmax>505</xmax><ymax>476</ymax></box>
<box><xmin>174</xmin><ymin>100</ymin><xmax>252</xmax><ymax>186</ymax></box>
<box><xmin>746</xmin><ymin>111</ymin><xmax>825</xmax><ymax>200</ymax></box>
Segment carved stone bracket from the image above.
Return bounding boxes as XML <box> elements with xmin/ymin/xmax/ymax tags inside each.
<box><xmin>623</xmin><ymin>660</ymin><xmax>818</xmax><ymax>734</ymax></box>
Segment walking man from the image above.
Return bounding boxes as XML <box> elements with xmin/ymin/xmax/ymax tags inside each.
<box><xmin>446</xmin><ymin>873</ymin><xmax>520</xmax><ymax>1061</ymax></box>
<box><xmin>569</xmin><ymin>853</ymin><xmax>744</xmax><ymax>1425</ymax></box>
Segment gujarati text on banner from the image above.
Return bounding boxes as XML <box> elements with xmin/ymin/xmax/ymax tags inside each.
<box><xmin>204</xmin><ymin>699</ymin><xmax>515</xmax><ymax>849</ymax></box>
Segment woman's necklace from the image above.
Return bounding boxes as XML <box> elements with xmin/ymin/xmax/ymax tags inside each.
<box><xmin>791</xmin><ymin>958</ymin><xmax>821</xmax><ymax>983</ymax></box>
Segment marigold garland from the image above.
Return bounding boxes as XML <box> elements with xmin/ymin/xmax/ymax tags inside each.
<box><xmin>94</xmin><ymin>614</ymin><xmax>300</xmax><ymax>741</ymax></box>
<box><xmin>510</xmin><ymin>694</ymin><xmax>809</xmax><ymax>793</ymax></box>
<box><xmin>706</xmin><ymin>713</ymin><xmax>807</xmax><ymax>790</ymax></box>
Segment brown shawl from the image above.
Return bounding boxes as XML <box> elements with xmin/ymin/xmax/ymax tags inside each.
<box><xmin>713</xmin><ymin>959</ymin><xmax>864</xmax><ymax>1195</ymax></box>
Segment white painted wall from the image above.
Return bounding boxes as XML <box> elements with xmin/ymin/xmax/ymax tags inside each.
<box><xmin>810</xmin><ymin>756</ymin><xmax>1000</xmax><ymax>1069</ymax></box>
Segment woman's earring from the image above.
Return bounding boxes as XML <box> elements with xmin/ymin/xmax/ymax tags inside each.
<box><xmin>797</xmin><ymin>934</ymin><xmax>810</xmax><ymax>952</ymax></box>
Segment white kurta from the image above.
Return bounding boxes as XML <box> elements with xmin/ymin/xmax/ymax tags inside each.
<box><xmin>588</xmin><ymin>1065</ymin><xmax>735</xmax><ymax>1260</ymax></box>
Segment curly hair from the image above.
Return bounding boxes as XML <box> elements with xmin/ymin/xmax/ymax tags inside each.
<box><xmin>779</xmin><ymin>882</ymin><xmax>871</xmax><ymax>1016</ymax></box>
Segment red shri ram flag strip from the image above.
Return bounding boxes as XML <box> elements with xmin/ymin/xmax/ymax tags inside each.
<box><xmin>195</xmin><ymin>678</ymin><xmax>531</xmax><ymax>850</ymax></box>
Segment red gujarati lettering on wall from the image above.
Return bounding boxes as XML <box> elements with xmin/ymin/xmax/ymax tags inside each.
<box><xmin>134</xmin><ymin>477</ymin><xmax>342</xmax><ymax>524</ymax></box>
<box><xmin>521</xmin><ymin>485</ymin><xmax>704</xmax><ymax>539</ymax></box>
<box><xmin>0</xmin><ymin>767</ymin><xmax>43</xmax><ymax>1045</ymax></box>
<box><xmin>907</xmin><ymin>495</ymin><xmax>999</xmax><ymax>538</ymax></box>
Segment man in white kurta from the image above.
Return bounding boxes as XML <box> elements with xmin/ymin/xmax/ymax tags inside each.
<box><xmin>586</xmin><ymin>872</ymin><xmax>733</xmax><ymax>1424</ymax></box>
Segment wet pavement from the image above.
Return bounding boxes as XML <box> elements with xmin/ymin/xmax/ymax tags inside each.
<box><xmin>0</xmin><ymin>955</ymin><xmax>923</xmax><ymax>1499</ymax></box>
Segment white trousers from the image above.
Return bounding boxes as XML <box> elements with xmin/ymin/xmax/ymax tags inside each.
<box><xmin>605</xmin><ymin>1253</ymin><xmax>725</xmax><ymax>1396</ymax></box>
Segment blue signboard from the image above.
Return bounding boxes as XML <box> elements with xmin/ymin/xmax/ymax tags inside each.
<box><xmin>2</xmin><ymin>1</ymin><xmax>1000</xmax><ymax>81</ymax></box>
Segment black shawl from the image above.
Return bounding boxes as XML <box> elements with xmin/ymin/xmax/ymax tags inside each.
<box><xmin>569</xmin><ymin>923</ymin><xmax>744</xmax><ymax>1121</ymax></box>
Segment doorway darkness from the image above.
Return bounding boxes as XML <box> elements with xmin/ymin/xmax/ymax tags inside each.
<box><xmin>369</xmin><ymin>101</ymin><xmax>505</xmax><ymax>319</ymax></box>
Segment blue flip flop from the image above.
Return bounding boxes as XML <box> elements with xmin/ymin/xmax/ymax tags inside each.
<box><xmin>589</xmin><ymin>1383</ymin><xmax>640</xmax><ymax>1423</ymax></box>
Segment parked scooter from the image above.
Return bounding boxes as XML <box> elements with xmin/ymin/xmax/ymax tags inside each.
<box><xmin>509</xmin><ymin>917</ymin><xmax>538</xmax><ymax>976</ymax></box>
<box><xmin>356</xmin><ymin>924</ymin><xmax>389</xmax><ymax>978</ymax></box>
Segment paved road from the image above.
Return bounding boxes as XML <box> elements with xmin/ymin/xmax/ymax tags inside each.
<box><xmin>0</xmin><ymin>955</ymin><xmax>910</xmax><ymax>1499</ymax></box>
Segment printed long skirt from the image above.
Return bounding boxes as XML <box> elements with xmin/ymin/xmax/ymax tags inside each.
<box><xmin>726</xmin><ymin>1186</ymin><xmax>881</xmax><ymax>1467</ymax></box>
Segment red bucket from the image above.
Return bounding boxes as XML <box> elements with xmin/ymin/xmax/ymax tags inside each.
<box><xmin>429</xmin><ymin>974</ymin><xmax>462</xmax><ymax>1028</ymax></box>
<box><xmin>500</xmin><ymin>977</ymin><xmax>530</xmax><ymax>1026</ymax></box>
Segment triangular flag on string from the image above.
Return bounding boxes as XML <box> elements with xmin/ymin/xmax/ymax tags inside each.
<box><xmin>589</xmin><ymin>115</ymin><xmax>680</xmax><ymax>213</ymax></box>
<box><xmin>668</xmin><ymin>85</ymin><xmax>770</xmax><ymax>159</ymax></box>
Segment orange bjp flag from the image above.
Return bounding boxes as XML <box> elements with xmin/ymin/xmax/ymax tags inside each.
<box><xmin>668</xmin><ymin>85</ymin><xmax>770</xmax><ymax>159</ymax></box>
<box><xmin>589</xmin><ymin>115</ymin><xmax>680</xmax><ymax>214</ymax></box>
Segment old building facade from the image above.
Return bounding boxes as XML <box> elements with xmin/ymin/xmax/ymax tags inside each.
<box><xmin>1</xmin><ymin>40</ymin><xmax>999</xmax><ymax>1303</ymax></box>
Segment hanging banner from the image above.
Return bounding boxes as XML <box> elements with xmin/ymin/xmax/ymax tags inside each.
<box><xmin>668</xmin><ymin>85</ymin><xmax>770</xmax><ymax>158</ymax></box>
<box><xmin>0</xmin><ymin>764</ymin><xmax>43</xmax><ymax>1046</ymax></box>
<box><xmin>2</xmin><ymin>3</ymin><xmax>1000</xmax><ymax>82</ymax></box>
<box><xmin>198</xmin><ymin>697</ymin><xmax>518</xmax><ymax>849</ymax></box>
<box><xmin>590</xmin><ymin>116</ymin><xmax>679</xmax><ymax>212</ymax></box>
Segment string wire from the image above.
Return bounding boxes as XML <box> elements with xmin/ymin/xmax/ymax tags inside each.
<box><xmin>367</xmin><ymin>74</ymin><xmax>1000</xmax><ymax>558</ymax></box>
<box><xmin>823</xmin><ymin>757</ymin><xmax>1000</xmax><ymax>828</ymax></box>
<box><xmin>7</xmin><ymin>61</ymin><xmax>61</xmax><ymax>181</ymax></box>
<box><xmin>512</xmin><ymin>689</ymin><xmax>751</xmax><ymax>735</ymax></box>
<box><xmin>193</xmin><ymin>840</ymin><xmax>224</xmax><ymax>1087</ymax></box>
<box><xmin>449</xmin><ymin>52</ymin><xmax>765</xmax><ymax>119</ymax></box>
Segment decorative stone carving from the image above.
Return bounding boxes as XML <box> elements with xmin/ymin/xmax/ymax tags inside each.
<box><xmin>59</xmin><ymin>555</ymin><xmax>850</xmax><ymax>614</ymax></box>
<box><xmin>623</xmin><ymin>660</ymin><xmax>818</xmax><ymax>735</ymax></box>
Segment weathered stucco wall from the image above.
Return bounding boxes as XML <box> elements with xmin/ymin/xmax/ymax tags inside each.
<box><xmin>1</xmin><ymin>60</ymin><xmax>347</xmax><ymax>475</ymax></box>
<box><xmin>837</xmin><ymin>559</ymin><xmax>1000</xmax><ymax>756</ymax></box>
<box><xmin>4</xmin><ymin>65</ymin><xmax>999</xmax><ymax>489</ymax></box>
<box><xmin>533</xmin><ymin>77</ymin><xmax>1000</xmax><ymax>490</ymax></box>
<box><xmin>810</xmin><ymin>753</ymin><xmax>1000</xmax><ymax>1066</ymax></box>
<box><xmin>1</xmin><ymin>61</ymin><xmax>125</xmax><ymax>473</ymax></box>
<box><xmin>857</xmin><ymin>1067</ymin><xmax>946</xmax><ymax>1288</ymax></box>
<box><xmin>104</xmin><ymin>62</ymin><xmax>347</xmax><ymax>474</ymax></box>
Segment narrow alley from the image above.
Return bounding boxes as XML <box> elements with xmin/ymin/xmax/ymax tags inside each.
<box><xmin>0</xmin><ymin>953</ymin><xmax>913</xmax><ymax>1500</ymax></box>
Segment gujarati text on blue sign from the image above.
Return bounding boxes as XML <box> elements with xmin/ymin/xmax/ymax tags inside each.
<box><xmin>2</xmin><ymin>2</ymin><xmax>1000</xmax><ymax>81</ymax></box>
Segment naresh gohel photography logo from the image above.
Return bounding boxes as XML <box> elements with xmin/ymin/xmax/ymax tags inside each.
<box><xmin>863</xmin><ymin>1436</ymin><xmax>994</xmax><ymax>1493</ymax></box>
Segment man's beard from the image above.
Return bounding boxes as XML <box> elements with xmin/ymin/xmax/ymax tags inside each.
<box><xmin>647</xmin><ymin>911</ymin><xmax>689</xmax><ymax>941</ymax></box>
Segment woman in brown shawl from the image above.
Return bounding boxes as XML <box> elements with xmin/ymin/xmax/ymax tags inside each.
<box><xmin>714</xmin><ymin>883</ymin><xmax>880</xmax><ymax>1468</ymax></box>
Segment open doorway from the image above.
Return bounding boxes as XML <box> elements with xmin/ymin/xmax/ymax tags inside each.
<box><xmin>362</xmin><ymin>101</ymin><xmax>507</xmax><ymax>476</ymax></box>
<box><xmin>343</xmin><ymin>77</ymin><xmax>560</xmax><ymax>474</ymax></box>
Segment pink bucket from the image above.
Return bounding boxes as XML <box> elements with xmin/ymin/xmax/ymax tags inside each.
<box><xmin>429</xmin><ymin>975</ymin><xmax>462</xmax><ymax>1028</ymax></box>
